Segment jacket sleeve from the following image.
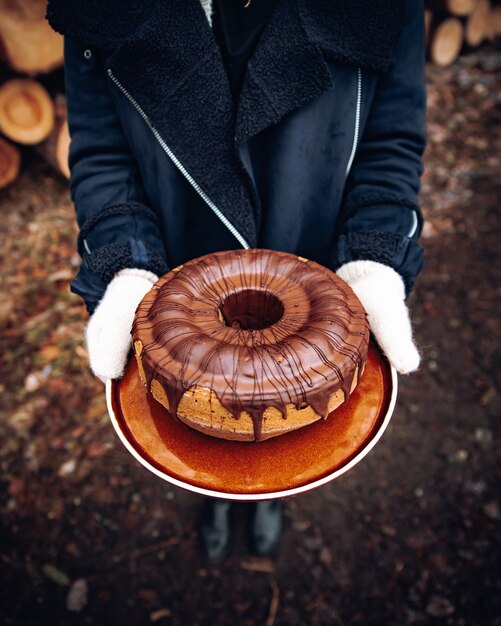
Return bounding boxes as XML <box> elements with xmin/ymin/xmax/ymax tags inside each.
<box><xmin>332</xmin><ymin>0</ymin><xmax>426</xmax><ymax>294</ymax></box>
<box><xmin>64</xmin><ymin>37</ymin><xmax>169</xmax><ymax>314</ymax></box>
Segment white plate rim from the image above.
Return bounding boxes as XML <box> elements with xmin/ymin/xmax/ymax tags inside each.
<box><xmin>106</xmin><ymin>366</ymin><xmax>397</xmax><ymax>501</ymax></box>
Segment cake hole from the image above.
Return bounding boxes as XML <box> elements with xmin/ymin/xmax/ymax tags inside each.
<box><xmin>220</xmin><ymin>289</ymin><xmax>284</xmax><ymax>330</ymax></box>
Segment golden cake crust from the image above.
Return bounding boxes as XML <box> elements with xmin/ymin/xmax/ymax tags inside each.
<box><xmin>135</xmin><ymin>338</ymin><xmax>361</xmax><ymax>441</ymax></box>
<box><xmin>132</xmin><ymin>250</ymin><xmax>369</xmax><ymax>442</ymax></box>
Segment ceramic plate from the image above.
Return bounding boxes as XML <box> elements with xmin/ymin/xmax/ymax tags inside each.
<box><xmin>107</xmin><ymin>341</ymin><xmax>397</xmax><ymax>500</ymax></box>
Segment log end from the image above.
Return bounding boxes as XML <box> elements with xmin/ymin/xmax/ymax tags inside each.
<box><xmin>0</xmin><ymin>79</ymin><xmax>55</xmax><ymax>145</ymax></box>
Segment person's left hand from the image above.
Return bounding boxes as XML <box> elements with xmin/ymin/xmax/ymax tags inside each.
<box><xmin>85</xmin><ymin>268</ymin><xmax>158</xmax><ymax>383</ymax></box>
<box><xmin>336</xmin><ymin>260</ymin><xmax>420</xmax><ymax>374</ymax></box>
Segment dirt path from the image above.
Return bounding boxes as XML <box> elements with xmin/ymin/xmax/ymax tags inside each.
<box><xmin>1</xmin><ymin>48</ymin><xmax>500</xmax><ymax>626</ymax></box>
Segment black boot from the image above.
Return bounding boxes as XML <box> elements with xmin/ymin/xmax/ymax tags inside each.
<box><xmin>249</xmin><ymin>500</ymin><xmax>284</xmax><ymax>557</ymax></box>
<box><xmin>199</xmin><ymin>499</ymin><xmax>234</xmax><ymax>563</ymax></box>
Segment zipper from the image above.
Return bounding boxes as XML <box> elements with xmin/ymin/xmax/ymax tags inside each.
<box><xmin>408</xmin><ymin>210</ymin><xmax>418</xmax><ymax>238</ymax></box>
<box><xmin>345</xmin><ymin>67</ymin><xmax>362</xmax><ymax>178</ymax></box>
<box><xmin>106</xmin><ymin>69</ymin><xmax>250</xmax><ymax>250</ymax></box>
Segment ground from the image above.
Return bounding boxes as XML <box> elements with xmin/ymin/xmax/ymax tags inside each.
<box><xmin>0</xmin><ymin>47</ymin><xmax>500</xmax><ymax>626</ymax></box>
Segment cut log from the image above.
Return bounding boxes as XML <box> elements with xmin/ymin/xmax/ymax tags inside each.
<box><xmin>486</xmin><ymin>4</ymin><xmax>501</xmax><ymax>39</ymax></box>
<box><xmin>35</xmin><ymin>95</ymin><xmax>70</xmax><ymax>179</ymax></box>
<box><xmin>0</xmin><ymin>79</ymin><xmax>54</xmax><ymax>145</ymax></box>
<box><xmin>2</xmin><ymin>0</ymin><xmax>48</xmax><ymax>20</ymax></box>
<box><xmin>0</xmin><ymin>136</ymin><xmax>21</xmax><ymax>189</ymax></box>
<box><xmin>466</xmin><ymin>0</ymin><xmax>492</xmax><ymax>46</ymax></box>
<box><xmin>425</xmin><ymin>9</ymin><xmax>433</xmax><ymax>39</ymax></box>
<box><xmin>429</xmin><ymin>17</ymin><xmax>464</xmax><ymax>66</ymax></box>
<box><xmin>0</xmin><ymin>0</ymin><xmax>64</xmax><ymax>75</ymax></box>
<box><xmin>427</xmin><ymin>0</ymin><xmax>479</xmax><ymax>16</ymax></box>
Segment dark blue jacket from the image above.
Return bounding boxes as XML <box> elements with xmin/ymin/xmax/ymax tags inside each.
<box><xmin>47</xmin><ymin>0</ymin><xmax>426</xmax><ymax>314</ymax></box>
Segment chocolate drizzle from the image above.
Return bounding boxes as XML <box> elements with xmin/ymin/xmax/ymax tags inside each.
<box><xmin>132</xmin><ymin>249</ymin><xmax>369</xmax><ymax>441</ymax></box>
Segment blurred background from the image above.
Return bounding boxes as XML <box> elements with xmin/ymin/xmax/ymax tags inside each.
<box><xmin>0</xmin><ymin>1</ymin><xmax>500</xmax><ymax>624</ymax></box>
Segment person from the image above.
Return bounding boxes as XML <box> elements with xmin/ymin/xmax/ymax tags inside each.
<box><xmin>47</xmin><ymin>0</ymin><xmax>427</xmax><ymax>562</ymax></box>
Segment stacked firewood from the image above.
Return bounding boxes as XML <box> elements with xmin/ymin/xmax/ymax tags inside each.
<box><xmin>0</xmin><ymin>0</ymin><xmax>68</xmax><ymax>189</ymax></box>
<box><xmin>426</xmin><ymin>0</ymin><xmax>501</xmax><ymax>66</ymax></box>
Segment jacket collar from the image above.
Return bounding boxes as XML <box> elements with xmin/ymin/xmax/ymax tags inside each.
<box><xmin>235</xmin><ymin>0</ymin><xmax>334</xmax><ymax>144</ymax></box>
<box><xmin>47</xmin><ymin>0</ymin><xmax>405</xmax><ymax>247</ymax></box>
<box><xmin>47</xmin><ymin>0</ymin><xmax>405</xmax><ymax>71</ymax></box>
<box><xmin>297</xmin><ymin>0</ymin><xmax>406</xmax><ymax>73</ymax></box>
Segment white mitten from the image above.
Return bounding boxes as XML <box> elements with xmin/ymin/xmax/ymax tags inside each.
<box><xmin>85</xmin><ymin>268</ymin><xmax>158</xmax><ymax>383</ymax></box>
<box><xmin>336</xmin><ymin>260</ymin><xmax>420</xmax><ymax>374</ymax></box>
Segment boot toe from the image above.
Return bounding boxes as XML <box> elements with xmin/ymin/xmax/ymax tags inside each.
<box><xmin>199</xmin><ymin>499</ymin><xmax>234</xmax><ymax>563</ymax></box>
<box><xmin>250</xmin><ymin>501</ymin><xmax>284</xmax><ymax>557</ymax></box>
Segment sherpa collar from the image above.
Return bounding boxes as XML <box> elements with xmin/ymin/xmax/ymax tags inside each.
<box><xmin>47</xmin><ymin>0</ymin><xmax>405</xmax><ymax>72</ymax></box>
<box><xmin>47</xmin><ymin>0</ymin><xmax>405</xmax><ymax>248</ymax></box>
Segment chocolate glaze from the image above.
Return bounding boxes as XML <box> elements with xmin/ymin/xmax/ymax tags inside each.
<box><xmin>132</xmin><ymin>249</ymin><xmax>370</xmax><ymax>441</ymax></box>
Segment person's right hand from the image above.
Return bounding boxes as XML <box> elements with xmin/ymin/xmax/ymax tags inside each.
<box><xmin>336</xmin><ymin>260</ymin><xmax>420</xmax><ymax>374</ymax></box>
<box><xmin>85</xmin><ymin>268</ymin><xmax>158</xmax><ymax>383</ymax></box>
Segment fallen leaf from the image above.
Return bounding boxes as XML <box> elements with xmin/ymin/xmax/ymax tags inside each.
<box><xmin>66</xmin><ymin>579</ymin><xmax>88</xmax><ymax>612</ymax></box>
<box><xmin>240</xmin><ymin>556</ymin><xmax>275</xmax><ymax>573</ymax></box>
<box><xmin>150</xmin><ymin>608</ymin><xmax>172</xmax><ymax>622</ymax></box>
<box><xmin>42</xmin><ymin>563</ymin><xmax>70</xmax><ymax>586</ymax></box>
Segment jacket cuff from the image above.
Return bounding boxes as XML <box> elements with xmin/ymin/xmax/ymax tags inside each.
<box><xmin>83</xmin><ymin>240</ymin><xmax>168</xmax><ymax>283</ymax></box>
<box><xmin>331</xmin><ymin>230</ymin><xmax>424</xmax><ymax>294</ymax></box>
<box><xmin>77</xmin><ymin>201</ymin><xmax>163</xmax><ymax>255</ymax></box>
<box><xmin>71</xmin><ymin>241</ymin><xmax>168</xmax><ymax>314</ymax></box>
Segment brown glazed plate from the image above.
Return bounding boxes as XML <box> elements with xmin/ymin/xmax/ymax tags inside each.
<box><xmin>106</xmin><ymin>341</ymin><xmax>397</xmax><ymax>501</ymax></box>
